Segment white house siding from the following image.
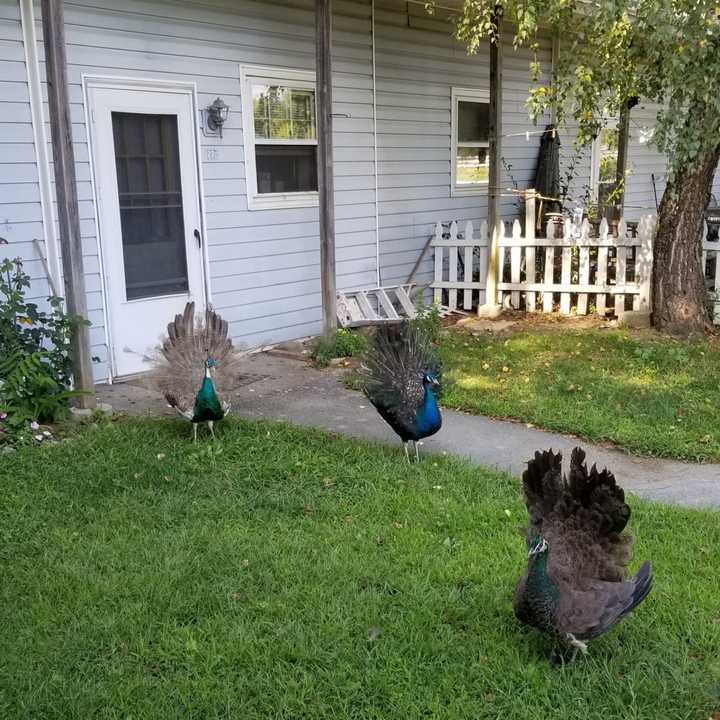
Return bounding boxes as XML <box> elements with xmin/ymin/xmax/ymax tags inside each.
<box><xmin>553</xmin><ymin>106</ymin><xmax>666</xmax><ymax>223</ymax></box>
<box><xmin>0</xmin><ymin>0</ymin><xmax>50</xmax><ymax>302</ymax></box>
<box><xmin>27</xmin><ymin>0</ymin><xmax>379</xmax><ymax>377</ymax></box>
<box><xmin>373</xmin><ymin>2</ymin><xmax>553</xmax><ymax>289</ymax></box>
<box><xmin>624</xmin><ymin>102</ymin><xmax>667</xmax><ymax>218</ymax></box>
<box><xmin>622</xmin><ymin>102</ymin><xmax>720</xmax><ymax>219</ymax></box>
<box><xmin>8</xmin><ymin>0</ymin><xmax>714</xmax><ymax>384</ymax></box>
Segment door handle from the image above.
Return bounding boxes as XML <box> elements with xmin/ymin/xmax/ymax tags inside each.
<box><xmin>194</xmin><ymin>229</ymin><xmax>202</xmax><ymax>248</ymax></box>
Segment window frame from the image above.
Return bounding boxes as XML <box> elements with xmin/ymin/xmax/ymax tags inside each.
<box><xmin>240</xmin><ymin>65</ymin><xmax>319</xmax><ymax>211</ymax></box>
<box><xmin>451</xmin><ymin>87</ymin><xmax>491</xmax><ymax>197</ymax></box>
<box><xmin>590</xmin><ymin>117</ymin><xmax>620</xmax><ymax>211</ymax></box>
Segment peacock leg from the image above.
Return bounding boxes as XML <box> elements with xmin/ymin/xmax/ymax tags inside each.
<box><xmin>192</xmin><ymin>423</ymin><xmax>198</xmax><ymax>443</ymax></box>
<box><xmin>549</xmin><ymin>646</ymin><xmax>564</xmax><ymax>668</ymax></box>
<box><xmin>208</xmin><ymin>420</ymin><xmax>215</xmax><ymax>439</ymax></box>
<box><xmin>414</xmin><ymin>441</ymin><xmax>420</xmax><ymax>463</ymax></box>
<box><xmin>403</xmin><ymin>442</ymin><xmax>410</xmax><ymax>463</ymax></box>
<box><xmin>565</xmin><ymin>634</ymin><xmax>588</xmax><ymax>664</ymax></box>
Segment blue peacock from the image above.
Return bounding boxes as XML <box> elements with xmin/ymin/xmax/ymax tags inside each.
<box><xmin>514</xmin><ymin>447</ymin><xmax>653</xmax><ymax>663</ymax></box>
<box><xmin>359</xmin><ymin>321</ymin><xmax>443</xmax><ymax>462</ymax></box>
<box><xmin>150</xmin><ymin>302</ymin><xmax>244</xmax><ymax>441</ymax></box>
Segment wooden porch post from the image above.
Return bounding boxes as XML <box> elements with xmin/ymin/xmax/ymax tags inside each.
<box><xmin>316</xmin><ymin>0</ymin><xmax>337</xmax><ymax>336</ymax></box>
<box><xmin>479</xmin><ymin>8</ymin><xmax>503</xmax><ymax>316</ymax></box>
<box><xmin>614</xmin><ymin>99</ymin><xmax>635</xmax><ymax>219</ymax></box>
<box><xmin>41</xmin><ymin>0</ymin><xmax>95</xmax><ymax>406</ymax></box>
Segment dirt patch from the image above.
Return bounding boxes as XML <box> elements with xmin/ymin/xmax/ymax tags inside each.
<box><xmin>449</xmin><ymin>310</ymin><xmax>615</xmax><ymax>335</ymax></box>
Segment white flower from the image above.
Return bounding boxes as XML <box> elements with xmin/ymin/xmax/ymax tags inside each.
<box><xmin>43</xmin><ymin>430</ymin><xmax>52</xmax><ymax>437</ymax></box>
<box><xmin>34</xmin><ymin>434</ymin><xmax>44</xmax><ymax>442</ymax></box>
<box><xmin>30</xmin><ymin>421</ymin><xmax>40</xmax><ymax>430</ymax></box>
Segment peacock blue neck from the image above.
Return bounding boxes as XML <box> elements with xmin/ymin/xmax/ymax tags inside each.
<box><xmin>415</xmin><ymin>382</ymin><xmax>441</xmax><ymax>436</ymax></box>
<box><xmin>524</xmin><ymin>551</ymin><xmax>560</xmax><ymax>628</ymax></box>
<box><xmin>192</xmin><ymin>373</ymin><xmax>224</xmax><ymax>422</ymax></box>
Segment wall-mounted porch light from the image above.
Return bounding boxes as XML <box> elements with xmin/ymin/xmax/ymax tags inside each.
<box><xmin>205</xmin><ymin>97</ymin><xmax>229</xmax><ymax>137</ymax></box>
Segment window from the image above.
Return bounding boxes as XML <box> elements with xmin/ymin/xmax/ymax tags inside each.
<box><xmin>241</xmin><ymin>67</ymin><xmax>318</xmax><ymax>210</ymax></box>
<box><xmin>591</xmin><ymin>120</ymin><xmax>621</xmax><ymax>219</ymax></box>
<box><xmin>451</xmin><ymin>88</ymin><xmax>490</xmax><ymax>195</ymax></box>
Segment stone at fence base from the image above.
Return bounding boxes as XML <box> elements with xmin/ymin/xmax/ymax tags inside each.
<box><xmin>476</xmin><ymin>303</ymin><xmax>503</xmax><ymax>319</ymax></box>
<box><xmin>69</xmin><ymin>402</ymin><xmax>113</xmax><ymax>421</ymax></box>
<box><xmin>617</xmin><ymin>310</ymin><xmax>652</xmax><ymax>329</ymax></box>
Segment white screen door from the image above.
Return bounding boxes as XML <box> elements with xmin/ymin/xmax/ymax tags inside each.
<box><xmin>88</xmin><ymin>85</ymin><xmax>205</xmax><ymax>378</ymax></box>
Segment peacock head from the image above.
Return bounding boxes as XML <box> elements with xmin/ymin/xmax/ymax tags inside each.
<box><xmin>204</xmin><ymin>357</ymin><xmax>217</xmax><ymax>377</ymax></box>
<box><xmin>422</xmin><ymin>372</ymin><xmax>440</xmax><ymax>387</ymax></box>
<box><xmin>528</xmin><ymin>535</ymin><xmax>549</xmax><ymax>559</ymax></box>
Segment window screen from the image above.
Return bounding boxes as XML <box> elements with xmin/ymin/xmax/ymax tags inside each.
<box><xmin>597</xmin><ymin>126</ymin><xmax>620</xmax><ymax>218</ymax></box>
<box><xmin>251</xmin><ymin>83</ymin><xmax>318</xmax><ymax>194</ymax></box>
<box><xmin>112</xmin><ymin>112</ymin><xmax>189</xmax><ymax>301</ymax></box>
<box><xmin>455</xmin><ymin>99</ymin><xmax>490</xmax><ymax>187</ymax></box>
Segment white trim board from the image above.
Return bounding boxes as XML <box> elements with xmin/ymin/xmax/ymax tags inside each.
<box><xmin>20</xmin><ymin>0</ymin><xmax>61</xmax><ymax>295</ymax></box>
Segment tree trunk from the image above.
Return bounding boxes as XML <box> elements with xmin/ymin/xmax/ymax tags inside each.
<box><xmin>652</xmin><ymin>147</ymin><xmax>720</xmax><ymax>335</ymax></box>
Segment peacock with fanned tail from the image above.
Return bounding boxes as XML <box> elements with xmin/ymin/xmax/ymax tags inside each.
<box><xmin>514</xmin><ymin>447</ymin><xmax>653</xmax><ymax>663</ymax></box>
<box><xmin>149</xmin><ymin>302</ymin><xmax>244</xmax><ymax>441</ymax></box>
<box><xmin>359</xmin><ymin>321</ymin><xmax>443</xmax><ymax>462</ymax></box>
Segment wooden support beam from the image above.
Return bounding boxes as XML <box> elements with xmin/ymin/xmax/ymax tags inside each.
<box><xmin>614</xmin><ymin>101</ymin><xmax>633</xmax><ymax>219</ymax></box>
<box><xmin>316</xmin><ymin>0</ymin><xmax>337</xmax><ymax>337</ymax></box>
<box><xmin>41</xmin><ymin>0</ymin><xmax>95</xmax><ymax>406</ymax></box>
<box><xmin>480</xmin><ymin>8</ymin><xmax>503</xmax><ymax>316</ymax></box>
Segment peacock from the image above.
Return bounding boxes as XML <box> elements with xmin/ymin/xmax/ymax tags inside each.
<box><xmin>359</xmin><ymin>321</ymin><xmax>442</xmax><ymax>462</ymax></box>
<box><xmin>513</xmin><ymin>447</ymin><xmax>653</xmax><ymax>664</ymax></box>
<box><xmin>149</xmin><ymin>302</ymin><xmax>244</xmax><ymax>441</ymax></box>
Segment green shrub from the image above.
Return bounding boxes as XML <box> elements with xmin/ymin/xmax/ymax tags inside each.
<box><xmin>0</xmin><ymin>256</ymin><xmax>89</xmax><ymax>443</ymax></box>
<box><xmin>409</xmin><ymin>300</ymin><xmax>443</xmax><ymax>344</ymax></box>
<box><xmin>311</xmin><ymin>328</ymin><xmax>369</xmax><ymax>367</ymax></box>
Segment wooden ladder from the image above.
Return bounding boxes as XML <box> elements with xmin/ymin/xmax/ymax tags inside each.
<box><xmin>336</xmin><ymin>285</ymin><xmax>417</xmax><ymax>327</ymax></box>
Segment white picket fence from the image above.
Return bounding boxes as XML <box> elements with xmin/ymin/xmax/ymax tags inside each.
<box><xmin>432</xmin><ymin>215</ymin><xmax>656</xmax><ymax>317</ymax></box>
<box><xmin>432</xmin><ymin>220</ymin><xmax>490</xmax><ymax>310</ymax></box>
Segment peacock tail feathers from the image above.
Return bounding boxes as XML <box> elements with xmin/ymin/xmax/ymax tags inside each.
<box><xmin>360</xmin><ymin>321</ymin><xmax>442</xmax><ymax>407</ymax></box>
<box><xmin>515</xmin><ymin>448</ymin><xmax>653</xmax><ymax>646</ymax></box>
<box><xmin>148</xmin><ymin>302</ymin><xmax>244</xmax><ymax>417</ymax></box>
<box><xmin>521</xmin><ymin>447</ymin><xmax>633</xmax><ymax>584</ymax></box>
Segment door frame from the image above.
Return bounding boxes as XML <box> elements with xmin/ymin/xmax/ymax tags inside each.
<box><xmin>82</xmin><ymin>75</ymin><xmax>211</xmax><ymax>382</ymax></box>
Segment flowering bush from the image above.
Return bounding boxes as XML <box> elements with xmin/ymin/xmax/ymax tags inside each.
<box><xmin>0</xmin><ymin>412</ymin><xmax>54</xmax><ymax>449</ymax></box>
<box><xmin>0</xmin><ymin>253</ymin><xmax>89</xmax><ymax>446</ymax></box>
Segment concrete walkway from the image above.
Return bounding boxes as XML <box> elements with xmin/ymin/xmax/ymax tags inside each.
<box><xmin>97</xmin><ymin>353</ymin><xmax>720</xmax><ymax>510</ymax></box>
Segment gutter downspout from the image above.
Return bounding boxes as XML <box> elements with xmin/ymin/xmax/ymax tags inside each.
<box><xmin>371</xmin><ymin>0</ymin><xmax>380</xmax><ymax>286</ymax></box>
<box><xmin>20</xmin><ymin>0</ymin><xmax>62</xmax><ymax>295</ymax></box>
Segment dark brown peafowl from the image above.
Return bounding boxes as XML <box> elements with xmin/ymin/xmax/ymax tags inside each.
<box><xmin>359</xmin><ymin>321</ymin><xmax>442</xmax><ymax>462</ymax></box>
<box><xmin>514</xmin><ymin>447</ymin><xmax>653</xmax><ymax>663</ymax></box>
<box><xmin>149</xmin><ymin>302</ymin><xmax>244</xmax><ymax>441</ymax></box>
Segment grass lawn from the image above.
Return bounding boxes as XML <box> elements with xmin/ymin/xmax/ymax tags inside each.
<box><xmin>440</xmin><ymin>324</ymin><xmax>720</xmax><ymax>462</ymax></box>
<box><xmin>1</xmin><ymin>419</ymin><xmax>719</xmax><ymax>719</ymax></box>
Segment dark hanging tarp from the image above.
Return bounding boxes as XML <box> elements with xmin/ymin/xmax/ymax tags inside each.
<box><xmin>533</xmin><ymin>123</ymin><xmax>561</xmax><ymax>229</ymax></box>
